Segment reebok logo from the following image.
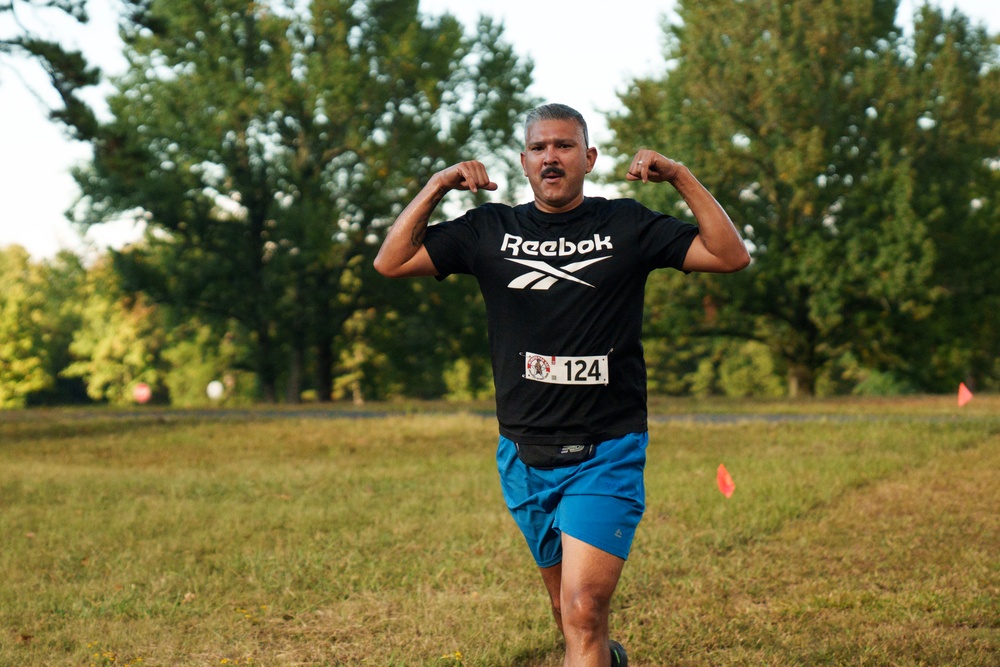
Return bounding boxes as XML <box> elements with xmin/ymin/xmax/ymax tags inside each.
<box><xmin>501</xmin><ymin>233</ymin><xmax>613</xmax><ymax>258</ymax></box>
<box><xmin>501</xmin><ymin>233</ymin><xmax>613</xmax><ymax>290</ymax></box>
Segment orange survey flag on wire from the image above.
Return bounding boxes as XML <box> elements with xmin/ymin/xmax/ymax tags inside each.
<box><xmin>717</xmin><ymin>464</ymin><xmax>735</xmax><ymax>498</ymax></box>
<box><xmin>958</xmin><ymin>382</ymin><xmax>974</xmax><ymax>407</ymax></box>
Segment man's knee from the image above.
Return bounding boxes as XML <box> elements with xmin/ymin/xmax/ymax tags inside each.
<box><xmin>561</xmin><ymin>585</ymin><xmax>611</xmax><ymax>632</ymax></box>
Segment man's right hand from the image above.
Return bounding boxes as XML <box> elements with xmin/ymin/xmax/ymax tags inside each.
<box><xmin>434</xmin><ymin>160</ymin><xmax>498</xmax><ymax>194</ymax></box>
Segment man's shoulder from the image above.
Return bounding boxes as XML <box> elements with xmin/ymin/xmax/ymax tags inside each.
<box><xmin>432</xmin><ymin>202</ymin><xmax>514</xmax><ymax>227</ymax></box>
<box><xmin>607</xmin><ymin>196</ymin><xmax>646</xmax><ymax>208</ymax></box>
<box><xmin>463</xmin><ymin>201</ymin><xmax>522</xmax><ymax>220</ymax></box>
<box><xmin>584</xmin><ymin>196</ymin><xmax>651</xmax><ymax>220</ymax></box>
<box><xmin>478</xmin><ymin>201</ymin><xmax>519</xmax><ymax>212</ymax></box>
<box><xmin>586</xmin><ymin>196</ymin><xmax>644</xmax><ymax>210</ymax></box>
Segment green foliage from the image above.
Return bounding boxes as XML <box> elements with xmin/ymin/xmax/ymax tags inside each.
<box><xmin>443</xmin><ymin>357</ymin><xmax>495</xmax><ymax>402</ymax></box>
<box><xmin>716</xmin><ymin>340</ymin><xmax>785</xmax><ymax>398</ymax></box>
<box><xmin>365</xmin><ymin>271</ymin><xmax>492</xmax><ymax>401</ymax></box>
<box><xmin>0</xmin><ymin>247</ymin><xmax>91</xmax><ymax>407</ymax></box>
<box><xmin>811</xmin><ymin>351</ymin><xmax>918</xmax><ymax>397</ymax></box>
<box><xmin>332</xmin><ymin>306</ymin><xmax>386</xmax><ymax>403</ymax></box>
<box><xmin>161</xmin><ymin>321</ymin><xmax>255</xmax><ymax>406</ymax></box>
<box><xmin>0</xmin><ymin>247</ymin><xmax>264</xmax><ymax>409</ymax></box>
<box><xmin>71</xmin><ymin>0</ymin><xmax>534</xmax><ymax>402</ymax></box>
<box><xmin>61</xmin><ymin>260</ymin><xmax>167</xmax><ymax>405</ymax></box>
<box><xmin>612</xmin><ymin>0</ymin><xmax>1000</xmax><ymax>395</ymax></box>
<box><xmin>25</xmin><ymin>251</ymin><xmax>91</xmax><ymax>405</ymax></box>
<box><xmin>902</xmin><ymin>8</ymin><xmax>1000</xmax><ymax>391</ymax></box>
<box><xmin>646</xmin><ymin>334</ymin><xmax>785</xmax><ymax>398</ymax></box>
<box><xmin>849</xmin><ymin>368</ymin><xmax>916</xmax><ymax>396</ymax></box>
<box><xmin>0</xmin><ymin>247</ymin><xmax>53</xmax><ymax>406</ymax></box>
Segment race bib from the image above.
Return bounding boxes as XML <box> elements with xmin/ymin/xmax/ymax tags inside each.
<box><xmin>523</xmin><ymin>352</ymin><xmax>609</xmax><ymax>385</ymax></box>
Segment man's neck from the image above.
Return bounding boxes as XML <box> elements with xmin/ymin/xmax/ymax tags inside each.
<box><xmin>531</xmin><ymin>195</ymin><xmax>586</xmax><ymax>215</ymax></box>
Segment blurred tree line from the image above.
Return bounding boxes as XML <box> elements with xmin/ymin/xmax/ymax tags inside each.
<box><xmin>611</xmin><ymin>0</ymin><xmax>1000</xmax><ymax>396</ymax></box>
<box><xmin>1</xmin><ymin>0</ymin><xmax>997</xmax><ymax>407</ymax></box>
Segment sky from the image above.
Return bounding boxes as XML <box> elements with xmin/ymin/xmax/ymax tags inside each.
<box><xmin>1</xmin><ymin>0</ymin><xmax>998</xmax><ymax>259</ymax></box>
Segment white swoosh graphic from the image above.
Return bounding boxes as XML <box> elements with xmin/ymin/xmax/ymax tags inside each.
<box><xmin>505</xmin><ymin>256</ymin><xmax>611</xmax><ymax>289</ymax></box>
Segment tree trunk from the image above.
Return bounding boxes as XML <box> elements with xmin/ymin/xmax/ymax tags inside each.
<box><xmin>315</xmin><ymin>337</ymin><xmax>334</xmax><ymax>402</ymax></box>
<box><xmin>787</xmin><ymin>364</ymin><xmax>815</xmax><ymax>398</ymax></box>
<box><xmin>351</xmin><ymin>380</ymin><xmax>364</xmax><ymax>406</ymax></box>
<box><xmin>285</xmin><ymin>347</ymin><xmax>302</xmax><ymax>403</ymax></box>
<box><xmin>257</xmin><ymin>324</ymin><xmax>278</xmax><ymax>403</ymax></box>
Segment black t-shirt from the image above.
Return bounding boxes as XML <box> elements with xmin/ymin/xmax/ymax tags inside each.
<box><xmin>423</xmin><ymin>196</ymin><xmax>698</xmax><ymax>445</ymax></box>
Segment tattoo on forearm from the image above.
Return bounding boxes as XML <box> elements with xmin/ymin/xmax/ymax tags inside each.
<box><xmin>410</xmin><ymin>191</ymin><xmax>444</xmax><ymax>247</ymax></box>
<box><xmin>410</xmin><ymin>222</ymin><xmax>427</xmax><ymax>247</ymax></box>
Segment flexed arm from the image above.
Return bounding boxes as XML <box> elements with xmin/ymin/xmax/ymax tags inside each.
<box><xmin>627</xmin><ymin>150</ymin><xmax>750</xmax><ymax>274</ymax></box>
<box><xmin>373</xmin><ymin>161</ymin><xmax>497</xmax><ymax>278</ymax></box>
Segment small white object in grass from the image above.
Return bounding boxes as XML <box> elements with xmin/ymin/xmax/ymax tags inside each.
<box><xmin>207</xmin><ymin>380</ymin><xmax>225</xmax><ymax>400</ymax></box>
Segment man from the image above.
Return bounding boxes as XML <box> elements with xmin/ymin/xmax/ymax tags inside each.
<box><xmin>374</xmin><ymin>103</ymin><xmax>749</xmax><ymax>667</ymax></box>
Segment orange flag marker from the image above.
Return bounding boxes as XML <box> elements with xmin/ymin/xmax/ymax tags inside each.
<box><xmin>958</xmin><ymin>382</ymin><xmax>974</xmax><ymax>407</ymax></box>
<box><xmin>717</xmin><ymin>464</ymin><xmax>736</xmax><ymax>498</ymax></box>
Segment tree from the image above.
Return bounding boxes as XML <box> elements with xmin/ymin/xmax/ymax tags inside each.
<box><xmin>26</xmin><ymin>250</ymin><xmax>90</xmax><ymax>405</ymax></box>
<box><xmin>0</xmin><ymin>0</ymin><xmax>99</xmax><ymax>137</ymax></box>
<box><xmin>610</xmin><ymin>0</ymin><xmax>999</xmax><ymax>395</ymax></box>
<box><xmin>71</xmin><ymin>0</ymin><xmax>534</xmax><ymax>402</ymax></box>
<box><xmin>901</xmin><ymin>7</ymin><xmax>1000</xmax><ymax>391</ymax></box>
<box><xmin>61</xmin><ymin>258</ymin><xmax>166</xmax><ymax>404</ymax></box>
<box><xmin>0</xmin><ymin>247</ymin><xmax>101</xmax><ymax>407</ymax></box>
<box><xmin>0</xmin><ymin>246</ymin><xmax>53</xmax><ymax>407</ymax></box>
<box><xmin>160</xmin><ymin>318</ymin><xmax>255</xmax><ymax>406</ymax></box>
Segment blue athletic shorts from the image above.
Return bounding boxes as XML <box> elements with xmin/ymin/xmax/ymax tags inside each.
<box><xmin>496</xmin><ymin>432</ymin><xmax>647</xmax><ymax>568</ymax></box>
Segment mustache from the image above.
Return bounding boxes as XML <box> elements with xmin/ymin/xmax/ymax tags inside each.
<box><xmin>541</xmin><ymin>166</ymin><xmax>565</xmax><ymax>178</ymax></box>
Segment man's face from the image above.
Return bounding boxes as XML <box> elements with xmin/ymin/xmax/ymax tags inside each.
<box><xmin>521</xmin><ymin>118</ymin><xmax>597</xmax><ymax>214</ymax></box>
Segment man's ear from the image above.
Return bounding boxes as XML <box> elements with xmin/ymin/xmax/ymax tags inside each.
<box><xmin>520</xmin><ymin>151</ymin><xmax>527</xmax><ymax>176</ymax></box>
<box><xmin>586</xmin><ymin>146</ymin><xmax>598</xmax><ymax>173</ymax></box>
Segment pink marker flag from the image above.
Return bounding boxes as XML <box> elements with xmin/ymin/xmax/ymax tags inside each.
<box><xmin>958</xmin><ymin>382</ymin><xmax>974</xmax><ymax>407</ymax></box>
<box><xmin>717</xmin><ymin>464</ymin><xmax>736</xmax><ymax>498</ymax></box>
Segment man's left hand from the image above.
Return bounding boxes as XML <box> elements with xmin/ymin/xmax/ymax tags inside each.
<box><xmin>626</xmin><ymin>150</ymin><xmax>683</xmax><ymax>184</ymax></box>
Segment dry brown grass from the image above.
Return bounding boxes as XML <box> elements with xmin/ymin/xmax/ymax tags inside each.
<box><xmin>1</xmin><ymin>401</ymin><xmax>997</xmax><ymax>665</ymax></box>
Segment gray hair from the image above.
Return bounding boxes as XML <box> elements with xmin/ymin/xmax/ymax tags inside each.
<box><xmin>524</xmin><ymin>103</ymin><xmax>589</xmax><ymax>147</ymax></box>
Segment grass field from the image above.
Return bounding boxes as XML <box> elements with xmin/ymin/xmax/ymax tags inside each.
<box><xmin>1</xmin><ymin>397</ymin><xmax>998</xmax><ymax>666</ymax></box>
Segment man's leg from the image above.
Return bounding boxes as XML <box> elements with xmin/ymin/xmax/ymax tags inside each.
<box><xmin>502</xmin><ymin>433</ymin><xmax>645</xmax><ymax>664</ymax></box>
<box><xmin>540</xmin><ymin>562</ymin><xmax>564</xmax><ymax>636</ymax></box>
<box><xmin>545</xmin><ymin>533</ymin><xmax>624</xmax><ymax>667</ymax></box>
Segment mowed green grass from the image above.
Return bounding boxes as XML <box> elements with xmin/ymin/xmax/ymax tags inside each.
<box><xmin>1</xmin><ymin>399</ymin><xmax>998</xmax><ymax>666</ymax></box>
